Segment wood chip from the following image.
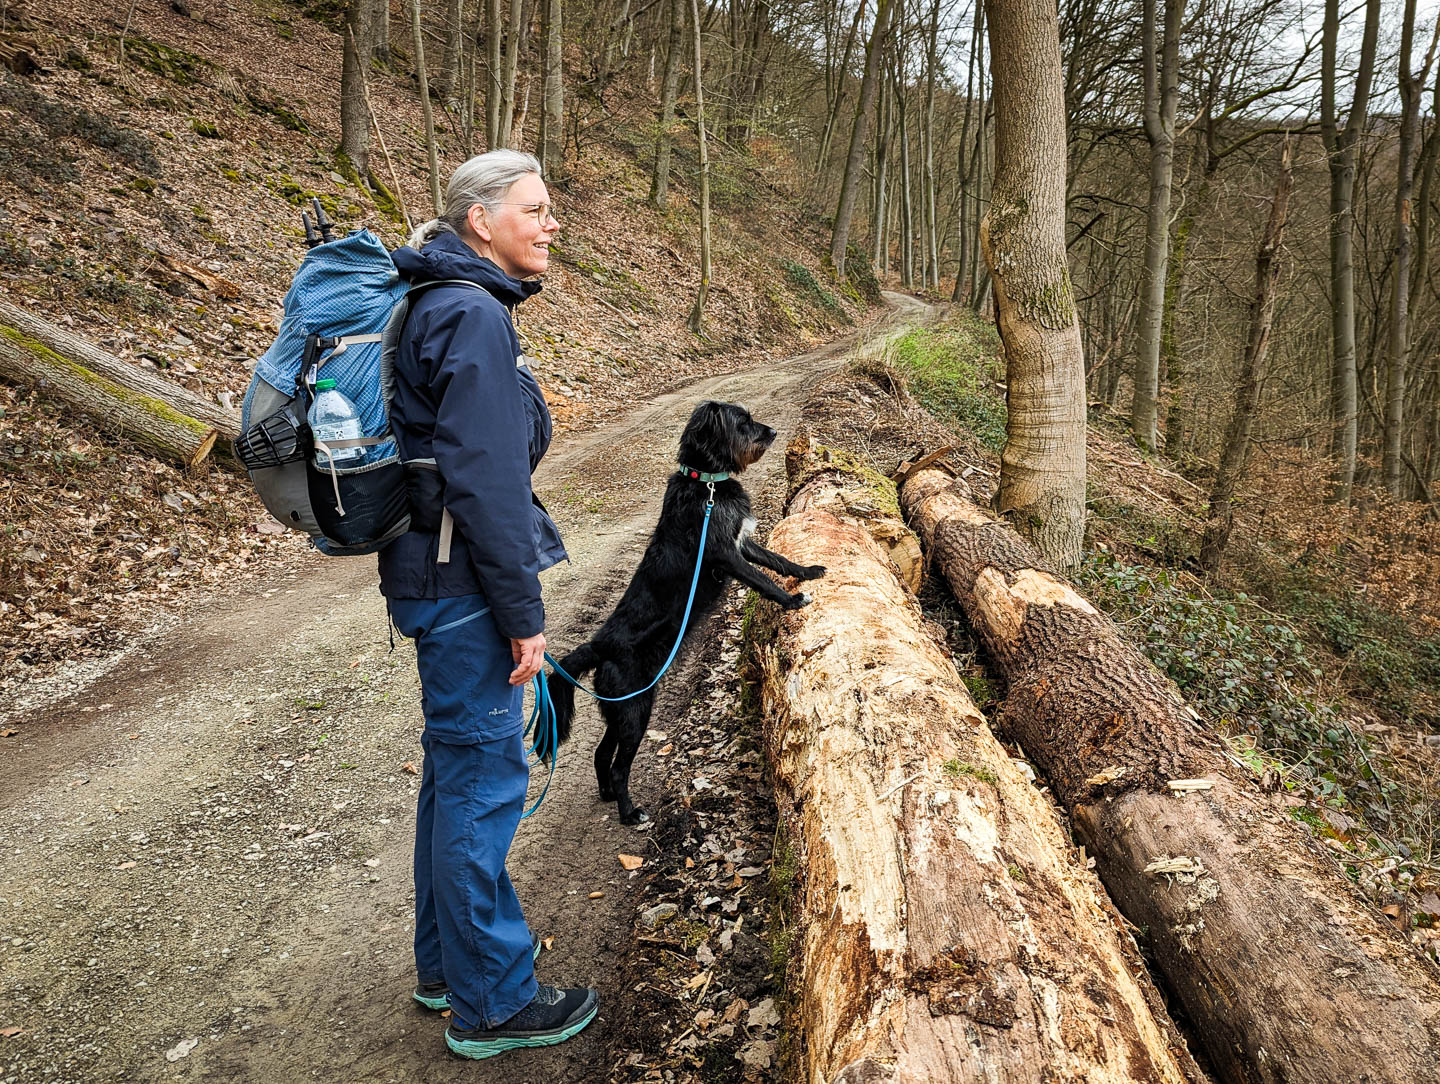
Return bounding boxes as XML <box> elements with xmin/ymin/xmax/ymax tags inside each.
<box><xmin>1167</xmin><ymin>778</ymin><xmax>1214</xmax><ymax>793</ymax></box>
<box><xmin>1085</xmin><ymin>766</ymin><xmax>1129</xmax><ymax>787</ymax></box>
<box><xmin>618</xmin><ymin>853</ymin><xmax>644</xmax><ymax>871</ymax></box>
<box><xmin>0</xmin><ymin>1027</ymin><xmax>23</xmax><ymax>1038</ymax></box>
<box><xmin>1144</xmin><ymin>856</ymin><xmax>1204</xmax><ymax>876</ymax></box>
<box><xmin>588</xmin><ymin>890</ymin><xmax>605</xmax><ymax>899</ymax></box>
<box><xmin>401</xmin><ymin>762</ymin><xmax>419</xmax><ymax>775</ymax></box>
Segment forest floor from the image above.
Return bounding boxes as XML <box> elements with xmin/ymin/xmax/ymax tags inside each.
<box><xmin>0</xmin><ymin>293</ymin><xmax>933</xmax><ymax>1084</ymax></box>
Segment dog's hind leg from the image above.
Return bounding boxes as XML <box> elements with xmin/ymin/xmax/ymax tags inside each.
<box><xmin>594</xmin><ymin>708</ymin><xmax>619</xmax><ymax>802</ymax></box>
<box><xmin>606</xmin><ymin>692</ymin><xmax>656</xmax><ymax>825</ymax></box>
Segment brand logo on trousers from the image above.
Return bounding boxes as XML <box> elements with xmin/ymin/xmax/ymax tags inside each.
<box><xmin>488</xmin><ymin>707</ymin><xmax>509</xmax><ymax>717</ymax></box>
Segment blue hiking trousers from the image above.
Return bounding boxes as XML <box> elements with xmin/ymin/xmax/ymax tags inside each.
<box><xmin>388</xmin><ymin>594</ymin><xmax>537</xmax><ymax>1029</ymax></box>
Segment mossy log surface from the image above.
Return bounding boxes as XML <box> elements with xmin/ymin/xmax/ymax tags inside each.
<box><xmin>901</xmin><ymin>468</ymin><xmax>1440</xmax><ymax>1084</ymax></box>
<box><xmin>0</xmin><ymin>325</ymin><xmax>217</xmax><ymax>469</ymax></box>
<box><xmin>754</xmin><ymin>443</ymin><xmax>1202</xmax><ymax>1084</ymax></box>
<box><xmin>0</xmin><ymin>299</ymin><xmax>241</xmax><ymax>441</ymax></box>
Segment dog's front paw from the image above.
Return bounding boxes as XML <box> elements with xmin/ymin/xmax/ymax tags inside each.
<box><xmin>785</xmin><ymin>591</ymin><xmax>813</xmax><ymax>610</ymax></box>
<box><xmin>800</xmin><ymin>564</ymin><xmax>827</xmax><ymax>581</ymax></box>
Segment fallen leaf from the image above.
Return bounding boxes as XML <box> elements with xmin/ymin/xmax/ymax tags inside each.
<box><xmin>401</xmin><ymin>762</ymin><xmax>419</xmax><ymax>775</ymax></box>
<box><xmin>684</xmin><ymin>857</ymin><xmax>695</xmax><ymax>869</ymax></box>
<box><xmin>0</xmin><ymin>1027</ymin><xmax>22</xmax><ymax>1038</ymax></box>
<box><xmin>116</xmin><ymin>861</ymin><xmax>137</xmax><ymax>870</ymax></box>
<box><xmin>0</xmin><ymin>729</ymin><xmax>16</xmax><ymax>738</ymax></box>
<box><xmin>618</xmin><ymin>853</ymin><xmax>644</xmax><ymax>871</ymax></box>
<box><xmin>164</xmin><ymin>1037</ymin><xmax>199</xmax><ymax>1062</ymax></box>
<box><xmin>542</xmin><ymin>936</ymin><xmax>554</xmax><ymax>950</ymax></box>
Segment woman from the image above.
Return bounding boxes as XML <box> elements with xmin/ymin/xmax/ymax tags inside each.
<box><xmin>382</xmin><ymin>150</ymin><xmax>597</xmax><ymax>1060</ymax></box>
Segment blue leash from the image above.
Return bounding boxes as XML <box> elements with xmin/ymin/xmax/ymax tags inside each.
<box><xmin>522</xmin><ymin>489</ymin><xmax>716</xmax><ymax>818</ymax></box>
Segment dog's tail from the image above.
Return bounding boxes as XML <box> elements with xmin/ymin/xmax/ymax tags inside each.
<box><xmin>546</xmin><ymin>640</ymin><xmax>604</xmax><ymax>747</ymax></box>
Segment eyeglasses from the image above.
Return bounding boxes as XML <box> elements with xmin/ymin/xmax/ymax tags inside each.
<box><xmin>503</xmin><ymin>202</ymin><xmax>558</xmax><ymax>226</ymax></box>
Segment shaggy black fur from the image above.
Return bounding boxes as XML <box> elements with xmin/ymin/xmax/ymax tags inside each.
<box><xmin>548</xmin><ymin>401</ymin><xmax>825</xmax><ymax>824</ymax></box>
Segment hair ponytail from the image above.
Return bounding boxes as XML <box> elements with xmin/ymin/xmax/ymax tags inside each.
<box><xmin>406</xmin><ymin>218</ymin><xmax>447</xmax><ymax>250</ymax></box>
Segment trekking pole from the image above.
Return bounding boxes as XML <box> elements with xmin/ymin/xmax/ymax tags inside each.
<box><xmin>301</xmin><ymin>209</ymin><xmax>322</xmax><ymax>248</ymax></box>
<box><xmin>312</xmin><ymin>198</ymin><xmax>337</xmax><ymax>243</ymax></box>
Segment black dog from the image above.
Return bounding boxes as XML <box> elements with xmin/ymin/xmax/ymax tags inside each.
<box><xmin>548</xmin><ymin>401</ymin><xmax>825</xmax><ymax>824</ymax></box>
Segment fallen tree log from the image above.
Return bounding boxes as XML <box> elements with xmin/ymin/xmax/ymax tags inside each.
<box><xmin>0</xmin><ymin>298</ymin><xmax>241</xmax><ymax>441</ymax></box>
<box><xmin>0</xmin><ymin>325</ymin><xmax>218</xmax><ymax>469</ymax></box>
<box><xmin>901</xmin><ymin>468</ymin><xmax>1440</xmax><ymax>1084</ymax></box>
<box><xmin>752</xmin><ymin>446</ymin><xmax>1202</xmax><ymax>1083</ymax></box>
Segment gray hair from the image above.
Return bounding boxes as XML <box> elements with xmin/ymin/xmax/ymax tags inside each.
<box><xmin>406</xmin><ymin>149</ymin><xmax>544</xmax><ymax>249</ymax></box>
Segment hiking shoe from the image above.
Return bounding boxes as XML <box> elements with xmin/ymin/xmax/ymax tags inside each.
<box><xmin>412</xmin><ymin>934</ymin><xmax>544</xmax><ymax>1011</ymax></box>
<box><xmin>445</xmin><ymin>985</ymin><xmax>598</xmax><ymax>1060</ymax></box>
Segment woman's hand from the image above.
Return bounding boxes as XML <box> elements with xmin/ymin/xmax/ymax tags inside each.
<box><xmin>510</xmin><ymin>633</ymin><xmax>547</xmax><ymax>685</ymax></box>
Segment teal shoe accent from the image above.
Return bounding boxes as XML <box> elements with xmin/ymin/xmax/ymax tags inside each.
<box><xmin>412</xmin><ymin>937</ymin><xmax>544</xmax><ymax>1012</ymax></box>
<box><xmin>412</xmin><ymin>987</ymin><xmax>450</xmax><ymax>1011</ymax></box>
<box><xmin>444</xmin><ymin>1002</ymin><xmax>597</xmax><ymax>1060</ymax></box>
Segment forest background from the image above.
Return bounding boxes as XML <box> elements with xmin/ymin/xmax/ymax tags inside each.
<box><xmin>1</xmin><ymin>0</ymin><xmax>1439</xmax><ymax>976</ymax></box>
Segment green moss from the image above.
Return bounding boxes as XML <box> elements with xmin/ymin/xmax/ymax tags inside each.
<box><xmin>809</xmin><ymin>443</ymin><xmax>902</xmax><ymax>521</ymax></box>
<box><xmin>120</xmin><ymin>36</ymin><xmax>213</xmax><ymax>85</ymax></box>
<box><xmin>189</xmin><ymin>118</ymin><xmax>224</xmax><ymax>139</ymax></box>
<box><xmin>219</xmin><ymin>167</ymin><xmax>242</xmax><ymax>183</ymax></box>
<box><xmin>246</xmin><ymin>92</ymin><xmax>308</xmax><ymax>132</ymax></box>
<box><xmin>128</xmin><ymin>176</ymin><xmax>158</xmax><ymax>194</ymax></box>
<box><xmin>961</xmin><ymin>675</ymin><xmax>997</xmax><ymax>706</ymax></box>
<box><xmin>942</xmin><ymin>759</ymin><xmax>999</xmax><ymax>785</ymax></box>
<box><xmin>783</xmin><ymin>259</ymin><xmax>847</xmax><ymax>321</ymax></box>
<box><xmin>0</xmin><ymin>325</ymin><xmax>212</xmax><ymax>441</ymax></box>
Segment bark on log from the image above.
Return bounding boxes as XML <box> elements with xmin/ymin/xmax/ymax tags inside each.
<box><xmin>0</xmin><ymin>325</ymin><xmax>218</xmax><ymax>470</ymax></box>
<box><xmin>0</xmin><ymin>299</ymin><xmax>241</xmax><ymax>441</ymax></box>
<box><xmin>901</xmin><ymin>468</ymin><xmax>1440</xmax><ymax>1084</ymax></box>
<box><xmin>754</xmin><ymin>448</ymin><xmax>1202</xmax><ymax>1083</ymax></box>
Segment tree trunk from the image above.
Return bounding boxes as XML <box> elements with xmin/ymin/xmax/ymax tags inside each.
<box><xmin>830</xmin><ymin>0</ymin><xmax>893</xmax><ymax>276</ymax></box>
<box><xmin>871</xmin><ymin>75</ymin><xmax>891</xmax><ymax>269</ymax></box>
<box><xmin>685</xmin><ymin>0</ymin><xmax>710</xmax><ymax>334</ymax></box>
<box><xmin>1383</xmin><ymin>0</ymin><xmax>1437</xmax><ymax>494</ymax></box>
<box><xmin>539</xmin><ymin>0</ymin><xmax>564</xmax><ymax>177</ymax></box>
<box><xmin>897</xmin><ymin>74</ymin><xmax>914</xmax><ymax>289</ymax></box>
<box><xmin>1130</xmin><ymin>0</ymin><xmax>1183</xmax><ymax>452</ymax></box>
<box><xmin>1323</xmin><ymin>0</ymin><xmax>1381</xmax><ymax>501</ymax></box>
<box><xmin>498</xmin><ymin>0</ymin><xmax>525</xmax><ymax>147</ymax></box>
<box><xmin>814</xmin><ymin>0</ymin><xmax>865</xmax><ymax>182</ymax></box>
<box><xmin>439</xmin><ymin>0</ymin><xmax>465</xmax><ymax>100</ymax></box>
<box><xmin>1198</xmin><ymin>138</ymin><xmax>1294</xmax><ymax>573</ymax></box>
<box><xmin>0</xmin><ymin>329</ymin><xmax>219</xmax><ymax>470</ymax></box>
<box><xmin>340</xmin><ymin>0</ymin><xmax>377</xmax><ymax>178</ymax></box>
<box><xmin>922</xmin><ymin>0</ymin><xmax>941</xmax><ymax>289</ymax></box>
<box><xmin>901</xmin><ymin>468</ymin><xmax>1440</xmax><ymax>1084</ymax></box>
<box><xmin>0</xmin><ymin>300</ymin><xmax>240</xmax><ymax>440</ymax></box>
<box><xmin>372</xmin><ymin>0</ymin><xmax>390</xmax><ymax>61</ymax></box>
<box><xmin>982</xmin><ymin>0</ymin><xmax>1087</xmax><ymax>570</ymax></box>
<box><xmin>648</xmin><ymin>0</ymin><xmax>684</xmax><ymax>208</ymax></box>
<box><xmin>1160</xmin><ymin>213</ymin><xmax>1193</xmax><ymax>456</ymax></box>
<box><xmin>410</xmin><ymin>0</ymin><xmax>443</xmax><ymax>215</ymax></box>
<box><xmin>486</xmin><ymin>0</ymin><xmax>503</xmax><ymax>146</ymax></box>
<box><xmin>758</xmin><ymin>443</ymin><xmax>1202</xmax><ymax>1084</ymax></box>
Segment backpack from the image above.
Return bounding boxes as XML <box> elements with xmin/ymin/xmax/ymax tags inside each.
<box><xmin>234</xmin><ymin>229</ymin><xmax>484</xmax><ymax>556</ymax></box>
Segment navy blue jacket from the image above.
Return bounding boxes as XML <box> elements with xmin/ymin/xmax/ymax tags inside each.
<box><xmin>379</xmin><ymin>232</ymin><xmax>567</xmax><ymax>639</ymax></box>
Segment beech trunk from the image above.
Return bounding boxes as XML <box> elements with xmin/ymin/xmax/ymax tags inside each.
<box><xmin>0</xmin><ymin>330</ymin><xmax>218</xmax><ymax>469</ymax></box>
<box><xmin>753</xmin><ymin>442</ymin><xmax>1202</xmax><ymax>1084</ymax></box>
<box><xmin>901</xmin><ymin>468</ymin><xmax>1440</xmax><ymax>1084</ymax></box>
<box><xmin>0</xmin><ymin>300</ymin><xmax>240</xmax><ymax>441</ymax></box>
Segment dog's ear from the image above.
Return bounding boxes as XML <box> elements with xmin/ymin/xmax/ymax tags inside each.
<box><xmin>681</xmin><ymin>400</ymin><xmax>737</xmax><ymax>471</ymax></box>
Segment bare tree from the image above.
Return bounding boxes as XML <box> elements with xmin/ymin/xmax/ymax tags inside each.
<box><xmin>687</xmin><ymin>0</ymin><xmax>712</xmax><ymax>333</ymax></box>
<box><xmin>1199</xmin><ymin>138</ymin><xmax>1295</xmax><ymax>571</ymax></box>
<box><xmin>540</xmin><ymin>0</ymin><xmax>564</xmax><ymax>176</ymax></box>
<box><xmin>498</xmin><ymin>0</ymin><xmax>527</xmax><ymax>147</ymax></box>
<box><xmin>831</xmin><ymin>0</ymin><xmax>894</xmax><ymax>276</ymax></box>
<box><xmin>984</xmin><ymin>0</ymin><xmax>1088</xmax><ymax>567</ymax></box>
<box><xmin>410</xmin><ymin>0</ymin><xmax>444</xmax><ymax>215</ymax></box>
<box><xmin>1322</xmin><ymin>0</ymin><xmax>1381</xmax><ymax>501</ymax></box>
<box><xmin>340</xmin><ymin>0</ymin><xmax>380</xmax><ymax>179</ymax></box>
<box><xmin>487</xmin><ymin>0</ymin><xmax>503</xmax><ymax>145</ymax></box>
<box><xmin>1129</xmin><ymin>0</ymin><xmax>1183</xmax><ymax>451</ymax></box>
<box><xmin>1383</xmin><ymin>0</ymin><xmax>1440</xmax><ymax>494</ymax></box>
<box><xmin>649</xmin><ymin>0</ymin><xmax>685</xmax><ymax>207</ymax></box>
<box><xmin>440</xmin><ymin>0</ymin><xmax>466</xmax><ymax>101</ymax></box>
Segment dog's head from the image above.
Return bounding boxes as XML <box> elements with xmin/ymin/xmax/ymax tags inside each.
<box><xmin>679</xmin><ymin>401</ymin><xmax>777</xmax><ymax>474</ymax></box>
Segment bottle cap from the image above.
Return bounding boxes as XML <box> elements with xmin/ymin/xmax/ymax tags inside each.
<box><xmin>314</xmin><ymin>379</ymin><xmax>337</xmax><ymax>390</ymax></box>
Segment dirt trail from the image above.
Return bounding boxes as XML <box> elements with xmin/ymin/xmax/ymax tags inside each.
<box><xmin>0</xmin><ymin>296</ymin><xmax>931</xmax><ymax>1084</ymax></box>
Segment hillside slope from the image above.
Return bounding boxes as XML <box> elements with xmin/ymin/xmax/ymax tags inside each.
<box><xmin>0</xmin><ymin>0</ymin><xmax>877</xmax><ymax>693</ymax></box>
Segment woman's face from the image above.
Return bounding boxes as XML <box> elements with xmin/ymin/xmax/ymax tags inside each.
<box><xmin>468</xmin><ymin>173</ymin><xmax>560</xmax><ymax>279</ymax></box>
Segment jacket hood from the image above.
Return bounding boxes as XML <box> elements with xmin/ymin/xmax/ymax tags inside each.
<box><xmin>390</xmin><ymin>231</ymin><xmax>542</xmax><ymax>307</ymax></box>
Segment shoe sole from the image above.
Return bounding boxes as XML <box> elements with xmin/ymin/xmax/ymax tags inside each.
<box><xmin>412</xmin><ymin>941</ymin><xmax>544</xmax><ymax>1012</ymax></box>
<box><xmin>444</xmin><ymin>1003</ymin><xmax>598</xmax><ymax>1060</ymax></box>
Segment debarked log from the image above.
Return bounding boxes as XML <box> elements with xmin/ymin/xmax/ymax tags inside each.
<box><xmin>754</xmin><ymin>457</ymin><xmax>1202</xmax><ymax>1083</ymax></box>
<box><xmin>0</xmin><ymin>324</ymin><xmax>218</xmax><ymax>469</ymax></box>
<box><xmin>0</xmin><ymin>298</ymin><xmax>242</xmax><ymax>441</ymax></box>
<box><xmin>901</xmin><ymin>468</ymin><xmax>1440</xmax><ymax>1084</ymax></box>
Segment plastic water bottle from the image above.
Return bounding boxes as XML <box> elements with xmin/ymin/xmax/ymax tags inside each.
<box><xmin>308</xmin><ymin>380</ymin><xmax>366</xmax><ymax>469</ymax></box>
